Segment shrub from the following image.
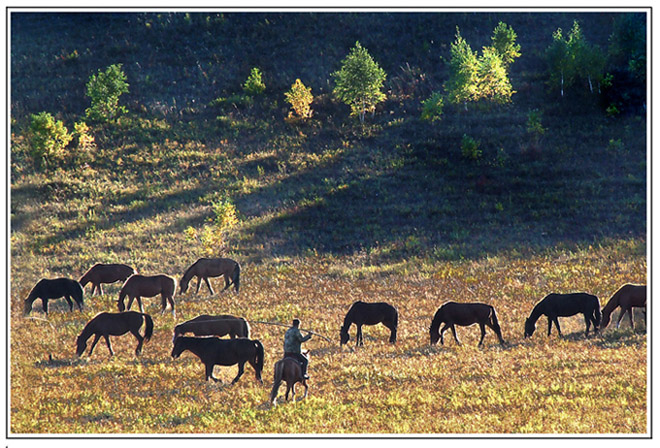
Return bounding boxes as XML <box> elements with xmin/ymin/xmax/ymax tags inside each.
<box><xmin>332</xmin><ymin>41</ymin><xmax>387</xmax><ymax>123</ymax></box>
<box><xmin>420</xmin><ymin>91</ymin><xmax>445</xmax><ymax>122</ymax></box>
<box><xmin>285</xmin><ymin>79</ymin><xmax>314</xmax><ymax>119</ymax></box>
<box><xmin>243</xmin><ymin>67</ymin><xmax>266</xmax><ymax>95</ymax></box>
<box><xmin>27</xmin><ymin>111</ymin><xmax>73</xmax><ymax>166</ymax></box>
<box><xmin>85</xmin><ymin>63</ymin><xmax>129</xmax><ymax>122</ymax></box>
<box><xmin>73</xmin><ymin>121</ymin><xmax>96</xmax><ymax>152</ymax></box>
<box><xmin>526</xmin><ymin>109</ymin><xmax>546</xmax><ymax>146</ymax></box>
<box><xmin>460</xmin><ymin>134</ymin><xmax>481</xmax><ymax>160</ymax></box>
<box><xmin>211</xmin><ymin>197</ymin><xmax>238</xmax><ymax>230</ymax></box>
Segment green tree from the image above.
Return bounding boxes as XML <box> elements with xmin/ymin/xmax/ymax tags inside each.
<box><xmin>491</xmin><ymin>21</ymin><xmax>522</xmax><ymax>67</ymax></box>
<box><xmin>609</xmin><ymin>13</ymin><xmax>646</xmax><ymax>82</ymax></box>
<box><xmin>545</xmin><ymin>28</ymin><xmax>571</xmax><ymax>97</ymax></box>
<box><xmin>28</xmin><ymin>111</ymin><xmax>73</xmax><ymax>167</ymax></box>
<box><xmin>243</xmin><ymin>67</ymin><xmax>266</xmax><ymax>95</ymax></box>
<box><xmin>332</xmin><ymin>41</ymin><xmax>387</xmax><ymax>123</ymax></box>
<box><xmin>475</xmin><ymin>46</ymin><xmax>514</xmax><ymax>104</ymax></box>
<box><xmin>85</xmin><ymin>64</ymin><xmax>129</xmax><ymax>122</ymax></box>
<box><xmin>420</xmin><ymin>91</ymin><xmax>445</xmax><ymax>122</ymax></box>
<box><xmin>445</xmin><ymin>27</ymin><xmax>479</xmax><ymax>109</ymax></box>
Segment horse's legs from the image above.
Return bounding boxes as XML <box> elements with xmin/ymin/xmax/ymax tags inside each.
<box><xmin>88</xmin><ymin>334</ymin><xmax>102</xmax><ymax>356</ymax></box>
<box><xmin>205</xmin><ymin>363</ymin><xmax>221</xmax><ymax>382</ymax></box>
<box><xmin>136</xmin><ymin>297</ymin><xmax>144</xmax><ymax>313</ymax></box>
<box><xmin>302</xmin><ymin>380</ymin><xmax>309</xmax><ymax>399</ymax></box>
<box><xmin>439</xmin><ymin>324</ymin><xmax>449</xmax><ymax>345</ymax></box>
<box><xmin>42</xmin><ymin>298</ymin><xmax>49</xmax><ymax>315</ymax></box>
<box><xmin>127</xmin><ymin>296</ymin><xmax>135</xmax><ymax>310</ymax></box>
<box><xmin>628</xmin><ymin>308</ymin><xmax>635</xmax><ymax>330</ymax></box>
<box><xmin>583</xmin><ymin>313</ymin><xmax>591</xmax><ymax>336</ymax></box>
<box><xmin>103</xmin><ymin>335</ymin><xmax>115</xmax><ymax>356</ymax></box>
<box><xmin>285</xmin><ymin>383</ymin><xmax>292</xmax><ymax>401</ymax></box>
<box><xmin>553</xmin><ymin>317</ymin><xmax>562</xmax><ymax>337</ymax></box>
<box><xmin>486</xmin><ymin>320</ymin><xmax>506</xmax><ymax>345</ymax></box>
<box><xmin>131</xmin><ymin>329</ymin><xmax>144</xmax><ymax>355</ymax></box>
<box><xmin>615</xmin><ymin>308</ymin><xmax>626</xmax><ymax>329</ymax></box>
<box><xmin>166</xmin><ymin>295</ymin><xmax>175</xmax><ymax>316</ymax></box>
<box><xmin>387</xmin><ymin>323</ymin><xmax>397</xmax><ymax>344</ymax></box>
<box><xmin>248</xmin><ymin>358</ymin><xmax>263</xmax><ymax>384</ymax></box>
<box><xmin>99</xmin><ymin>284</ymin><xmax>104</xmax><ymax>296</ymax></box>
<box><xmin>195</xmin><ymin>277</ymin><xmax>202</xmax><ymax>295</ymax></box>
<box><xmin>231</xmin><ymin>362</ymin><xmax>245</xmax><ymax>384</ymax></box>
<box><xmin>222</xmin><ymin>275</ymin><xmax>231</xmax><ymax>292</ymax></box>
<box><xmin>478</xmin><ymin>323</ymin><xmax>486</xmax><ymax>346</ymax></box>
<box><xmin>547</xmin><ymin>317</ymin><xmax>553</xmax><ymax>336</ymax></box>
<box><xmin>450</xmin><ymin>325</ymin><xmax>461</xmax><ymax>345</ymax></box>
<box><xmin>356</xmin><ymin>325</ymin><xmax>363</xmax><ymax>346</ymax></box>
<box><xmin>65</xmin><ymin>296</ymin><xmax>74</xmax><ymax>311</ymax></box>
<box><xmin>205</xmin><ymin>277</ymin><xmax>215</xmax><ymax>295</ymax></box>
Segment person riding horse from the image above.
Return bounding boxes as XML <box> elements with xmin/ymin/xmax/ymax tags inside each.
<box><xmin>283</xmin><ymin>318</ymin><xmax>312</xmax><ymax>379</ymax></box>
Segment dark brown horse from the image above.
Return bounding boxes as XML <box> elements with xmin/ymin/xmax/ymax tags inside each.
<box><xmin>429</xmin><ymin>302</ymin><xmax>506</xmax><ymax>346</ymax></box>
<box><xmin>270</xmin><ymin>356</ymin><xmax>308</xmax><ymax>406</ymax></box>
<box><xmin>118</xmin><ymin>274</ymin><xmax>177</xmax><ymax>315</ymax></box>
<box><xmin>524</xmin><ymin>293</ymin><xmax>601</xmax><ymax>338</ymax></box>
<box><xmin>180</xmin><ymin>258</ymin><xmax>241</xmax><ymax>295</ymax></box>
<box><xmin>171</xmin><ymin>336</ymin><xmax>263</xmax><ymax>384</ymax></box>
<box><xmin>79</xmin><ymin>263</ymin><xmax>136</xmax><ymax>296</ymax></box>
<box><xmin>340</xmin><ymin>301</ymin><xmax>398</xmax><ymax>346</ymax></box>
<box><xmin>76</xmin><ymin>311</ymin><xmax>153</xmax><ymax>357</ymax></box>
<box><xmin>23</xmin><ymin>278</ymin><xmax>84</xmax><ymax>315</ymax></box>
<box><xmin>601</xmin><ymin>284</ymin><xmax>647</xmax><ymax>330</ymax></box>
<box><xmin>172</xmin><ymin>314</ymin><xmax>250</xmax><ymax>343</ymax></box>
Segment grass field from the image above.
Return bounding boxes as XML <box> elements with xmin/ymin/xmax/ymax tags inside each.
<box><xmin>8</xmin><ymin>10</ymin><xmax>648</xmax><ymax>437</ymax></box>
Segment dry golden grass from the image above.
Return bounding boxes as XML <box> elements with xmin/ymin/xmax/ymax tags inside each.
<box><xmin>10</xmin><ymin>239</ymin><xmax>647</xmax><ymax>434</ymax></box>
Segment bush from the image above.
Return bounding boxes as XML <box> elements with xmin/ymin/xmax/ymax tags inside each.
<box><xmin>285</xmin><ymin>79</ymin><xmax>314</xmax><ymax>119</ymax></box>
<box><xmin>85</xmin><ymin>64</ymin><xmax>129</xmax><ymax>122</ymax></box>
<box><xmin>211</xmin><ymin>197</ymin><xmax>238</xmax><ymax>230</ymax></box>
<box><xmin>27</xmin><ymin>111</ymin><xmax>73</xmax><ymax>167</ymax></box>
<box><xmin>332</xmin><ymin>41</ymin><xmax>387</xmax><ymax>123</ymax></box>
<box><xmin>460</xmin><ymin>134</ymin><xmax>481</xmax><ymax>160</ymax></box>
<box><xmin>420</xmin><ymin>91</ymin><xmax>444</xmax><ymax>122</ymax></box>
<box><xmin>243</xmin><ymin>67</ymin><xmax>266</xmax><ymax>95</ymax></box>
<box><xmin>73</xmin><ymin>121</ymin><xmax>96</xmax><ymax>152</ymax></box>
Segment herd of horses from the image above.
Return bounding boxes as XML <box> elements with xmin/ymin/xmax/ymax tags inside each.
<box><xmin>20</xmin><ymin>257</ymin><xmax>647</xmax><ymax>405</ymax></box>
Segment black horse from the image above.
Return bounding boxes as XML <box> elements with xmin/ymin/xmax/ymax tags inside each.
<box><xmin>171</xmin><ymin>336</ymin><xmax>264</xmax><ymax>384</ymax></box>
<box><xmin>524</xmin><ymin>293</ymin><xmax>601</xmax><ymax>338</ymax></box>
<box><xmin>76</xmin><ymin>311</ymin><xmax>153</xmax><ymax>357</ymax></box>
<box><xmin>429</xmin><ymin>302</ymin><xmax>506</xmax><ymax>346</ymax></box>
<box><xmin>340</xmin><ymin>301</ymin><xmax>398</xmax><ymax>346</ymax></box>
<box><xmin>23</xmin><ymin>278</ymin><xmax>84</xmax><ymax>315</ymax></box>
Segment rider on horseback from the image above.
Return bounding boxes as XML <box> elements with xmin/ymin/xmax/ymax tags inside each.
<box><xmin>284</xmin><ymin>318</ymin><xmax>312</xmax><ymax>379</ymax></box>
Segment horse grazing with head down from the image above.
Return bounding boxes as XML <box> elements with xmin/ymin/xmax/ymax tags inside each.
<box><xmin>76</xmin><ymin>311</ymin><xmax>153</xmax><ymax>357</ymax></box>
<box><xmin>270</xmin><ymin>356</ymin><xmax>308</xmax><ymax>406</ymax></box>
<box><xmin>600</xmin><ymin>284</ymin><xmax>647</xmax><ymax>330</ymax></box>
<box><xmin>340</xmin><ymin>301</ymin><xmax>398</xmax><ymax>346</ymax></box>
<box><xmin>24</xmin><ymin>278</ymin><xmax>84</xmax><ymax>315</ymax></box>
<box><xmin>180</xmin><ymin>258</ymin><xmax>241</xmax><ymax>295</ymax></box>
<box><xmin>429</xmin><ymin>302</ymin><xmax>506</xmax><ymax>346</ymax></box>
<box><xmin>79</xmin><ymin>263</ymin><xmax>136</xmax><ymax>296</ymax></box>
<box><xmin>171</xmin><ymin>336</ymin><xmax>264</xmax><ymax>384</ymax></box>
<box><xmin>118</xmin><ymin>274</ymin><xmax>177</xmax><ymax>315</ymax></box>
<box><xmin>172</xmin><ymin>314</ymin><xmax>250</xmax><ymax>343</ymax></box>
<box><xmin>524</xmin><ymin>293</ymin><xmax>601</xmax><ymax>338</ymax></box>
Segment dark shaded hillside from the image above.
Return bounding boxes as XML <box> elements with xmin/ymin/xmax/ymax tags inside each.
<box><xmin>10</xmin><ymin>11</ymin><xmax>647</xmax><ymax>262</ymax></box>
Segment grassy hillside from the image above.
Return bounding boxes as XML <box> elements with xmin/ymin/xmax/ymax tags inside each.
<box><xmin>9</xmin><ymin>11</ymin><xmax>647</xmax><ymax>435</ymax></box>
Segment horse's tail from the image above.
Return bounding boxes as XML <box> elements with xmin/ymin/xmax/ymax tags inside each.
<box><xmin>269</xmin><ymin>360</ymin><xmax>284</xmax><ymax>405</ymax></box>
<box><xmin>593</xmin><ymin>297</ymin><xmax>602</xmax><ymax>329</ymax></box>
<box><xmin>489</xmin><ymin>306</ymin><xmax>502</xmax><ymax>332</ymax></box>
<box><xmin>241</xmin><ymin>318</ymin><xmax>251</xmax><ymax>339</ymax></box>
<box><xmin>232</xmin><ymin>263</ymin><xmax>241</xmax><ymax>293</ymax></box>
<box><xmin>73</xmin><ymin>281</ymin><xmax>84</xmax><ymax>306</ymax></box>
<box><xmin>142</xmin><ymin>313</ymin><xmax>154</xmax><ymax>342</ymax></box>
<box><xmin>253</xmin><ymin>340</ymin><xmax>264</xmax><ymax>379</ymax></box>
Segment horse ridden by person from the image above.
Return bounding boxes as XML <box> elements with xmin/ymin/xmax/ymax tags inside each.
<box><xmin>283</xmin><ymin>318</ymin><xmax>312</xmax><ymax>379</ymax></box>
<box><xmin>270</xmin><ymin>356</ymin><xmax>308</xmax><ymax>406</ymax></box>
<box><xmin>79</xmin><ymin>263</ymin><xmax>136</xmax><ymax>296</ymax></box>
<box><xmin>24</xmin><ymin>277</ymin><xmax>84</xmax><ymax>315</ymax></box>
<box><xmin>429</xmin><ymin>301</ymin><xmax>506</xmax><ymax>346</ymax></box>
<box><xmin>180</xmin><ymin>257</ymin><xmax>241</xmax><ymax>295</ymax></box>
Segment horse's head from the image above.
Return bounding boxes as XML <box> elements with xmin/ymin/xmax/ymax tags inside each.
<box><xmin>23</xmin><ymin>299</ymin><xmax>33</xmax><ymax>316</ymax></box>
<box><xmin>75</xmin><ymin>336</ymin><xmax>87</xmax><ymax>357</ymax></box>
<box><xmin>171</xmin><ymin>338</ymin><xmax>184</xmax><ymax>359</ymax></box>
<box><xmin>339</xmin><ymin>326</ymin><xmax>349</xmax><ymax>345</ymax></box>
<box><xmin>524</xmin><ymin>318</ymin><xmax>536</xmax><ymax>338</ymax></box>
<box><xmin>429</xmin><ymin>328</ymin><xmax>440</xmax><ymax>345</ymax></box>
<box><xmin>117</xmin><ymin>298</ymin><xmax>126</xmax><ymax>312</ymax></box>
<box><xmin>179</xmin><ymin>280</ymin><xmax>189</xmax><ymax>294</ymax></box>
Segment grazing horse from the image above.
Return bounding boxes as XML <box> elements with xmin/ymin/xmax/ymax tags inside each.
<box><xmin>524</xmin><ymin>293</ymin><xmax>601</xmax><ymax>338</ymax></box>
<box><xmin>340</xmin><ymin>301</ymin><xmax>398</xmax><ymax>346</ymax></box>
<box><xmin>270</xmin><ymin>356</ymin><xmax>308</xmax><ymax>406</ymax></box>
<box><xmin>171</xmin><ymin>336</ymin><xmax>264</xmax><ymax>384</ymax></box>
<box><xmin>429</xmin><ymin>302</ymin><xmax>506</xmax><ymax>346</ymax></box>
<box><xmin>172</xmin><ymin>314</ymin><xmax>250</xmax><ymax>343</ymax></box>
<box><xmin>118</xmin><ymin>274</ymin><xmax>177</xmax><ymax>315</ymax></box>
<box><xmin>601</xmin><ymin>284</ymin><xmax>647</xmax><ymax>330</ymax></box>
<box><xmin>79</xmin><ymin>263</ymin><xmax>136</xmax><ymax>296</ymax></box>
<box><xmin>180</xmin><ymin>257</ymin><xmax>241</xmax><ymax>295</ymax></box>
<box><xmin>76</xmin><ymin>311</ymin><xmax>153</xmax><ymax>357</ymax></box>
<box><xmin>23</xmin><ymin>278</ymin><xmax>84</xmax><ymax>315</ymax></box>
